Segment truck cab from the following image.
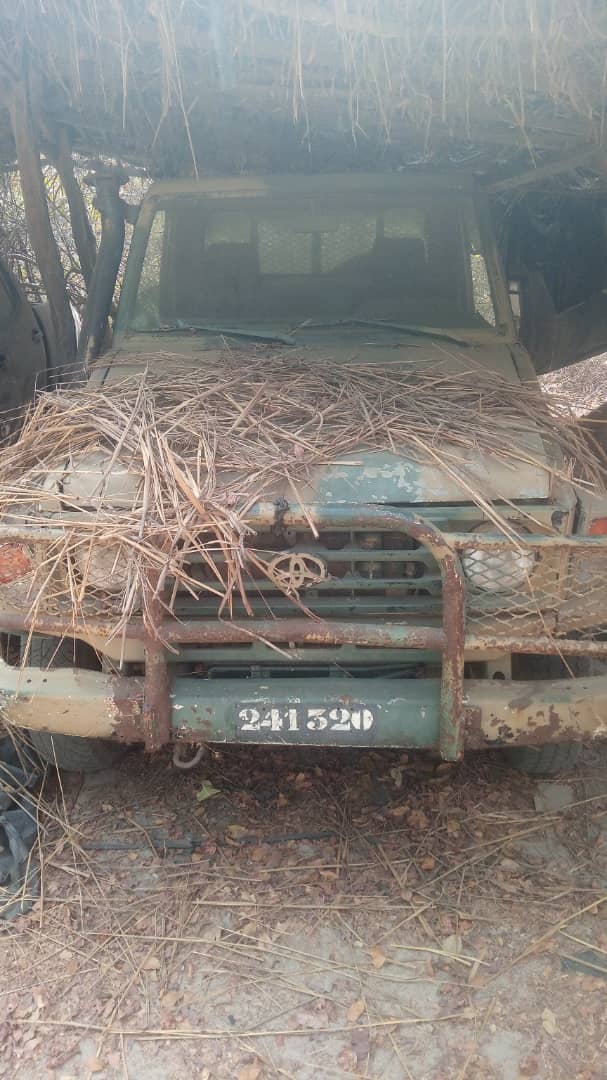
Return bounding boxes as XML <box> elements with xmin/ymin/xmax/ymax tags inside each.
<box><xmin>2</xmin><ymin>173</ymin><xmax>607</xmax><ymax>774</ymax></box>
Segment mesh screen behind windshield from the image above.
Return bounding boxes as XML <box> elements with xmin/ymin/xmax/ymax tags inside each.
<box><xmin>132</xmin><ymin>194</ymin><xmax>495</xmax><ymax>331</ymax></box>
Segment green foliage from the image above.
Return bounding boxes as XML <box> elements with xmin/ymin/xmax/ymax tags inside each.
<box><xmin>0</xmin><ymin>164</ymin><xmax>147</xmax><ymax>312</ymax></box>
<box><xmin>0</xmin><ymin>164</ymin><xmax>99</xmax><ymax>308</ymax></box>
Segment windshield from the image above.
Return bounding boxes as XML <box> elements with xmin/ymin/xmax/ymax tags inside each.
<box><xmin>128</xmin><ymin>191</ymin><xmax>497</xmax><ymax>335</ymax></box>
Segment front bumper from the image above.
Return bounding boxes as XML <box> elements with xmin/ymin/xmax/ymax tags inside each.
<box><xmin>2</xmin><ymin>661</ymin><xmax>607</xmax><ymax>750</ymax></box>
<box><xmin>2</xmin><ymin>503</ymin><xmax>607</xmax><ymax>758</ymax></box>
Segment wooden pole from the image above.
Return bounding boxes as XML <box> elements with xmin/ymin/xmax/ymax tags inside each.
<box><xmin>52</xmin><ymin>127</ymin><xmax>97</xmax><ymax>289</ymax></box>
<box><xmin>10</xmin><ymin>67</ymin><xmax>76</xmax><ymax>376</ymax></box>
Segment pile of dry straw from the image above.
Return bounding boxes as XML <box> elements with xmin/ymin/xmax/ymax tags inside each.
<box><xmin>0</xmin><ymin>350</ymin><xmax>603</xmax><ymax>638</ymax></box>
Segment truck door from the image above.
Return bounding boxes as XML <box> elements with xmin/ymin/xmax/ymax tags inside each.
<box><xmin>502</xmin><ymin>193</ymin><xmax>607</xmax><ymax>373</ymax></box>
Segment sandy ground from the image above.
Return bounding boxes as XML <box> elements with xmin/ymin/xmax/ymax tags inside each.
<box><xmin>1</xmin><ymin>742</ymin><xmax>607</xmax><ymax>1080</ymax></box>
<box><xmin>541</xmin><ymin>354</ymin><xmax>607</xmax><ymax>415</ymax></box>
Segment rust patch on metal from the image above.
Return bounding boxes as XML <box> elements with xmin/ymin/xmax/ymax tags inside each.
<box><xmin>518</xmin><ymin>705</ymin><xmax>564</xmax><ymax>744</ymax></box>
<box><xmin>463</xmin><ymin>706</ymin><xmax>483</xmax><ymax>748</ymax></box>
<box><xmin>494</xmin><ymin>723</ymin><xmax>516</xmax><ymax>743</ymax></box>
<box><xmin>174</xmin><ymin>714</ymin><xmax>214</xmax><ymax>742</ymax></box>
<box><xmin>0</xmin><ymin>544</ymin><xmax>32</xmax><ymax>585</ymax></box>
<box><xmin>487</xmin><ymin>703</ymin><xmax>574</xmax><ymax>746</ymax></box>
<box><xmin>1</xmin><ymin>666</ymin><xmax>143</xmax><ymax>742</ymax></box>
<box><xmin>107</xmin><ymin>675</ymin><xmax>145</xmax><ymax>742</ymax></box>
<box><xmin>466</xmin><ymin>634</ymin><xmax>607</xmax><ymax>656</ymax></box>
<box><xmin>142</xmin><ymin>645</ymin><xmax>171</xmax><ymax>748</ymax></box>
<box><xmin>4</xmin><ymin>605</ymin><xmax>607</xmax><ymax>662</ymax></box>
<box><xmin>437</xmin><ymin>547</ymin><xmax>465</xmax><ymax>761</ymax></box>
<box><xmin>195</xmin><ymin>717</ymin><xmax>214</xmax><ymax>740</ymax></box>
<box><xmin>142</xmin><ymin>583</ymin><xmax>172</xmax><ymax>750</ymax></box>
<box><xmin>0</xmin><ymin>610</ymin><xmax>446</xmax><ymax>648</ymax></box>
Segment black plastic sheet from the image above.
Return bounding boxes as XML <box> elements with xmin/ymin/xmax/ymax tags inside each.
<box><xmin>0</xmin><ymin>738</ymin><xmax>40</xmax><ymax>921</ymax></box>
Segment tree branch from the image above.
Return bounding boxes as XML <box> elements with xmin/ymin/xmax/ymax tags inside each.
<box><xmin>51</xmin><ymin>127</ymin><xmax>97</xmax><ymax>288</ymax></box>
<box><xmin>10</xmin><ymin>62</ymin><xmax>76</xmax><ymax>374</ymax></box>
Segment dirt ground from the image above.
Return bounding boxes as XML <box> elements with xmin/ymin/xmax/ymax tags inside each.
<box><xmin>541</xmin><ymin>353</ymin><xmax>607</xmax><ymax>414</ymax></box>
<box><xmin>3</xmin><ymin>355</ymin><xmax>607</xmax><ymax>1080</ymax></box>
<box><xmin>1</xmin><ymin>740</ymin><xmax>607</xmax><ymax>1080</ymax></box>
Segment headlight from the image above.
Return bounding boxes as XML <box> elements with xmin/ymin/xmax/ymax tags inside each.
<box><xmin>62</xmin><ymin>450</ymin><xmax>139</xmax><ymax>509</ymax></box>
<box><xmin>462</xmin><ymin>524</ymin><xmax>535</xmax><ymax>594</ymax></box>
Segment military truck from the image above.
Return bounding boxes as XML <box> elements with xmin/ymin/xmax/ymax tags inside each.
<box><xmin>2</xmin><ymin>173</ymin><xmax>607</xmax><ymax>774</ymax></box>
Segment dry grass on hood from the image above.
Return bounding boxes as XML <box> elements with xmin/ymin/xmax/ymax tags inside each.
<box><xmin>0</xmin><ymin>349</ymin><xmax>603</xmax><ymax>642</ymax></box>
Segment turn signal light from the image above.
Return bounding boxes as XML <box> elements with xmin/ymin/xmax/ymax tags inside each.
<box><xmin>0</xmin><ymin>543</ymin><xmax>32</xmax><ymax>585</ymax></box>
<box><xmin>589</xmin><ymin>517</ymin><xmax>607</xmax><ymax>535</ymax></box>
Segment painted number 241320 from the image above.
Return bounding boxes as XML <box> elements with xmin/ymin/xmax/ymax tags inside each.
<box><xmin>237</xmin><ymin>705</ymin><xmax>375</xmax><ymax>735</ymax></box>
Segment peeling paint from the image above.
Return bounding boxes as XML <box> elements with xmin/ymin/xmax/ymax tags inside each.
<box><xmin>0</xmin><ymin>543</ymin><xmax>33</xmax><ymax>585</ymax></box>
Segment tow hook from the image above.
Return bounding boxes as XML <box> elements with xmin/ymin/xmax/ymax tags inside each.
<box><xmin>172</xmin><ymin>742</ymin><xmax>206</xmax><ymax>770</ymax></box>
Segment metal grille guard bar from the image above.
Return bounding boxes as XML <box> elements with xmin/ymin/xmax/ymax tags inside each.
<box><xmin>2</xmin><ymin>504</ymin><xmax>607</xmax><ymax>760</ymax></box>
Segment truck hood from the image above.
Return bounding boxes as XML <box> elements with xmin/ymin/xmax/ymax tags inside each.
<box><xmin>96</xmin><ymin>334</ymin><xmax>553</xmax><ymax>504</ymax></box>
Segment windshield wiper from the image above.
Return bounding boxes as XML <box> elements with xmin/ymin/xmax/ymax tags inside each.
<box><xmin>142</xmin><ymin>321</ymin><xmax>296</xmax><ymax>345</ymax></box>
<box><xmin>297</xmin><ymin>319</ymin><xmax>469</xmax><ymax>346</ymax></box>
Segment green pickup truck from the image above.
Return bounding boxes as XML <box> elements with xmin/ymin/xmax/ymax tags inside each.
<box><xmin>2</xmin><ymin>173</ymin><xmax>607</xmax><ymax>774</ymax></box>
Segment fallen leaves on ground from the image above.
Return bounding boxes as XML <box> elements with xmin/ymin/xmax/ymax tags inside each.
<box><xmin>347</xmin><ymin>998</ymin><xmax>366</xmax><ymax>1023</ymax></box>
<box><xmin>541</xmin><ymin>1007</ymin><xmax>558</xmax><ymax>1035</ymax></box>
<box><xmin>196</xmin><ymin>780</ymin><xmax>221</xmax><ymax>802</ymax></box>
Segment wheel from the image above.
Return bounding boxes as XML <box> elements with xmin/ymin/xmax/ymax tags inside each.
<box><xmin>506</xmin><ymin>741</ymin><xmax>582</xmax><ymax>777</ymax></box>
<box><xmin>505</xmin><ymin>653</ymin><xmax>594</xmax><ymax>776</ymax></box>
<box><xmin>26</xmin><ymin>636</ymin><xmax>79</xmax><ymax>668</ymax></box>
<box><xmin>21</xmin><ymin>635</ymin><xmax>124</xmax><ymax>773</ymax></box>
<box><xmin>27</xmin><ymin>729</ymin><xmax>122</xmax><ymax>772</ymax></box>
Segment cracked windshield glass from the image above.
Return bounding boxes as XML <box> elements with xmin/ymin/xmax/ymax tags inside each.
<box><xmin>131</xmin><ymin>192</ymin><xmax>496</xmax><ymax>337</ymax></box>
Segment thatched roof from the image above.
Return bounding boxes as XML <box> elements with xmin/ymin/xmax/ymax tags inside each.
<box><xmin>1</xmin><ymin>1</ymin><xmax>607</xmax><ymax>179</ymax></box>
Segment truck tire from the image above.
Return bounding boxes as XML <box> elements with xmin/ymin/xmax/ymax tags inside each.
<box><xmin>506</xmin><ymin>741</ymin><xmax>581</xmax><ymax>776</ymax></box>
<box><xmin>505</xmin><ymin>654</ymin><xmax>595</xmax><ymax>776</ymax></box>
<box><xmin>22</xmin><ymin>635</ymin><xmax>124</xmax><ymax>773</ymax></box>
<box><xmin>26</xmin><ymin>637</ymin><xmax>79</xmax><ymax>669</ymax></box>
<box><xmin>27</xmin><ymin>730</ymin><xmax>122</xmax><ymax>772</ymax></box>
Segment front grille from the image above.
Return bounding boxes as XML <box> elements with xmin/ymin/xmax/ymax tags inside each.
<box><xmin>177</xmin><ymin>526</ymin><xmax>443</xmax><ymax>621</ymax></box>
<box><xmin>5</xmin><ymin>509</ymin><xmax>607</xmax><ymax>652</ymax></box>
<box><xmin>202</xmin><ymin>660</ymin><xmax>426</xmax><ymax>679</ymax></box>
<box><xmin>180</xmin><ymin>526</ymin><xmax>607</xmax><ymax>642</ymax></box>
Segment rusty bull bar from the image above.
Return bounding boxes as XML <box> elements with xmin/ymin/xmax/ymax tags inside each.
<box><xmin>2</xmin><ymin>504</ymin><xmax>607</xmax><ymax>759</ymax></box>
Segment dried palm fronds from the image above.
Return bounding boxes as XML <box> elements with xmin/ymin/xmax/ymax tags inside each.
<box><xmin>1</xmin><ymin>2</ymin><xmax>607</xmax><ymax>172</ymax></box>
<box><xmin>0</xmin><ymin>349</ymin><xmax>603</xmax><ymax>640</ymax></box>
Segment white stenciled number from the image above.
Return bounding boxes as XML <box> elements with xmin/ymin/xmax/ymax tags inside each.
<box><xmin>307</xmin><ymin>707</ymin><xmax>328</xmax><ymax>731</ymax></box>
<box><xmin>350</xmin><ymin>708</ymin><xmax>375</xmax><ymax>731</ymax></box>
<box><xmin>328</xmin><ymin>707</ymin><xmax>351</xmax><ymax>731</ymax></box>
<box><xmin>239</xmin><ymin>704</ymin><xmax>375</xmax><ymax>735</ymax></box>
<box><xmin>239</xmin><ymin>707</ymin><xmax>261</xmax><ymax>731</ymax></box>
<box><xmin>262</xmin><ymin>707</ymin><xmax>299</xmax><ymax>732</ymax></box>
